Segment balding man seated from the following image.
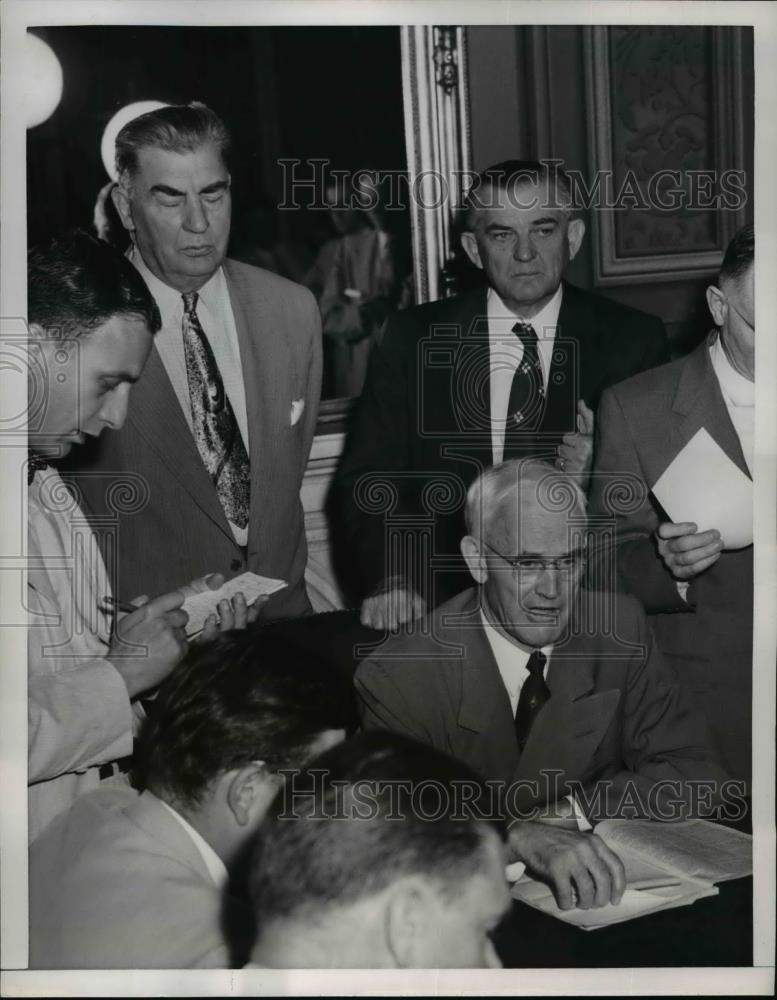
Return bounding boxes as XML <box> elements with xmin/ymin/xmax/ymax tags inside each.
<box><xmin>355</xmin><ymin>459</ymin><xmax>730</xmax><ymax>911</ymax></box>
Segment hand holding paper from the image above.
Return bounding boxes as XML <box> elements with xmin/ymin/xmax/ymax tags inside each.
<box><xmin>656</xmin><ymin>522</ymin><xmax>723</xmax><ymax>581</ymax></box>
<box><xmin>182</xmin><ymin>572</ymin><xmax>287</xmax><ymax>638</ymax></box>
<box><xmin>651</xmin><ymin>428</ymin><xmax>753</xmax><ymax>550</ymax></box>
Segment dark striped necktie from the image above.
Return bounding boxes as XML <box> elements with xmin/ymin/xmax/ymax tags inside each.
<box><xmin>182</xmin><ymin>291</ymin><xmax>250</xmax><ymax>529</ymax></box>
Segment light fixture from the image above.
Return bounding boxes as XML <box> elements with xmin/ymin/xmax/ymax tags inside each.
<box><xmin>100</xmin><ymin>100</ymin><xmax>169</xmax><ymax>181</ymax></box>
<box><xmin>23</xmin><ymin>33</ymin><xmax>64</xmax><ymax>129</ymax></box>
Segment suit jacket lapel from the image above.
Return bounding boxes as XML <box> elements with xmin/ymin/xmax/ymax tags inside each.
<box><xmin>538</xmin><ymin>281</ymin><xmax>584</xmax><ymax>441</ymax></box>
<box><xmin>224</xmin><ymin>260</ymin><xmax>294</xmax><ymax>531</ymax></box>
<box><xmin>671</xmin><ymin>335</ymin><xmax>751</xmax><ymax>479</ymax></box>
<box><xmin>127</xmin><ymin>345</ymin><xmax>232</xmax><ymax>535</ymax></box>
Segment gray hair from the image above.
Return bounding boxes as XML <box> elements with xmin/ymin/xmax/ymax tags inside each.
<box><xmin>464</xmin><ymin>458</ymin><xmax>587</xmax><ymax>543</ymax></box>
<box><xmin>115</xmin><ymin>102</ymin><xmax>230</xmax><ymax>182</ymax></box>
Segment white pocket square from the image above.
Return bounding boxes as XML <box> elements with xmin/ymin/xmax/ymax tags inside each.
<box><xmin>290</xmin><ymin>399</ymin><xmax>305</xmax><ymax>426</ymax></box>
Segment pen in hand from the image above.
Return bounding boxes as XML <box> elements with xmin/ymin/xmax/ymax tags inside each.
<box><xmin>101</xmin><ymin>595</ymin><xmax>138</xmax><ymax>615</ymax></box>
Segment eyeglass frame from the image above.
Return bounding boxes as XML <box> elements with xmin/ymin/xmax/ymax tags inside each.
<box><xmin>480</xmin><ymin>539</ymin><xmax>587</xmax><ymax>576</ymax></box>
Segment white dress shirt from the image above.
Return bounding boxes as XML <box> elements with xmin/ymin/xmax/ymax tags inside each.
<box><xmin>488</xmin><ymin>285</ymin><xmax>563</xmax><ymax>464</ymax></box>
<box><xmin>157</xmin><ymin>797</ymin><xmax>229</xmax><ymax>890</ymax></box>
<box><xmin>480</xmin><ymin>607</ymin><xmax>591</xmax><ymax>830</ymax></box>
<box><xmin>27</xmin><ymin>467</ymin><xmax>137</xmax><ymax>841</ymax></box>
<box><xmin>709</xmin><ymin>335</ymin><xmax>754</xmax><ymax>474</ymax></box>
<box><xmin>130</xmin><ymin>250</ymin><xmax>249</xmax><ymax>546</ymax></box>
<box><xmin>480</xmin><ymin>609</ymin><xmax>553</xmax><ymax>714</ymax></box>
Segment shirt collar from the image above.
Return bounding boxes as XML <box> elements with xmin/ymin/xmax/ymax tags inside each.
<box><xmin>129</xmin><ymin>246</ymin><xmax>225</xmax><ymax>314</ymax></box>
<box><xmin>156</xmin><ymin>797</ymin><xmax>229</xmax><ymax>890</ymax></box>
<box><xmin>709</xmin><ymin>334</ymin><xmax>754</xmax><ymax>408</ymax></box>
<box><xmin>487</xmin><ymin>284</ymin><xmax>563</xmax><ymax>338</ymax></box>
<box><xmin>479</xmin><ymin>606</ymin><xmax>553</xmax><ymax>671</ymax></box>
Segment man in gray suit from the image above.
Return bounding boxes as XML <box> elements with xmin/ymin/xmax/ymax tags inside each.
<box><xmin>356</xmin><ymin>460</ymin><xmax>729</xmax><ymax>910</ymax></box>
<box><xmin>66</xmin><ymin>103</ymin><xmax>322</xmax><ymax>619</ymax></box>
<box><xmin>29</xmin><ymin>631</ymin><xmax>348</xmax><ymax>969</ymax></box>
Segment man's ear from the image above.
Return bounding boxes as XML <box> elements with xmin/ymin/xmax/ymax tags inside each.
<box><xmin>460</xmin><ymin>230</ymin><xmax>483</xmax><ymax>270</ymax></box>
<box><xmin>226</xmin><ymin>762</ymin><xmax>278</xmax><ymax>827</ymax></box>
<box><xmin>461</xmin><ymin>535</ymin><xmax>488</xmax><ymax>585</ymax></box>
<box><xmin>706</xmin><ymin>284</ymin><xmax>728</xmax><ymax>327</ymax></box>
<box><xmin>385</xmin><ymin>878</ymin><xmax>434</xmax><ymax>969</ymax></box>
<box><xmin>111</xmin><ymin>182</ymin><xmax>135</xmax><ymax>234</ymax></box>
<box><xmin>566</xmin><ymin>217</ymin><xmax>585</xmax><ymax>262</ymax></box>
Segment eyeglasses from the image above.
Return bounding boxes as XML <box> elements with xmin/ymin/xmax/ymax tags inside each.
<box><xmin>481</xmin><ymin>539</ymin><xmax>586</xmax><ymax>575</ymax></box>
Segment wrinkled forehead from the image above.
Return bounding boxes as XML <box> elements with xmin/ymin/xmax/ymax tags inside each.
<box><xmin>131</xmin><ymin>141</ymin><xmax>228</xmax><ymax>186</ymax></box>
<box><xmin>488</xmin><ymin>491</ymin><xmax>584</xmax><ymax>552</ymax></box>
<box><xmin>469</xmin><ymin>178</ymin><xmax>572</xmax><ymax>221</ymax></box>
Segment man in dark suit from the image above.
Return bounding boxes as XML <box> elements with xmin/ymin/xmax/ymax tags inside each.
<box><xmin>355</xmin><ymin>460</ymin><xmax>729</xmax><ymax>910</ymax></box>
<box><xmin>589</xmin><ymin>225</ymin><xmax>754</xmax><ymax>787</ymax></box>
<box><xmin>334</xmin><ymin>160</ymin><xmax>669</xmax><ymax>629</ymax></box>
<box><xmin>65</xmin><ymin>103</ymin><xmax>321</xmax><ymax>620</ymax></box>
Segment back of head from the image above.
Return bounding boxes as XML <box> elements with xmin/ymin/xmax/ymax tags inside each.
<box><xmin>719</xmin><ymin>223</ymin><xmax>754</xmax><ymax>289</ymax></box>
<box><xmin>248</xmin><ymin>732</ymin><xmax>505</xmax><ymax>935</ymax></box>
<box><xmin>115</xmin><ymin>101</ymin><xmax>231</xmax><ymax>181</ymax></box>
<box><xmin>27</xmin><ymin>229</ymin><xmax>161</xmax><ymax>339</ymax></box>
<box><xmin>136</xmin><ymin>630</ymin><xmax>351</xmax><ymax>810</ymax></box>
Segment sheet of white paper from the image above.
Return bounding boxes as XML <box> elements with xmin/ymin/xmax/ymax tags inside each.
<box><xmin>650</xmin><ymin>427</ymin><xmax>753</xmax><ymax>549</ymax></box>
<box><xmin>182</xmin><ymin>572</ymin><xmax>287</xmax><ymax>637</ymax></box>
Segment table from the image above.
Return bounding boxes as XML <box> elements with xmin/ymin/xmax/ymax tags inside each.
<box><xmin>493</xmin><ymin>876</ymin><xmax>752</xmax><ymax>968</ymax></box>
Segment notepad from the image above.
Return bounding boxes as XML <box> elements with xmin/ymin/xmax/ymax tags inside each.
<box><xmin>182</xmin><ymin>572</ymin><xmax>287</xmax><ymax>637</ymax></box>
<box><xmin>650</xmin><ymin>428</ymin><xmax>752</xmax><ymax>549</ymax></box>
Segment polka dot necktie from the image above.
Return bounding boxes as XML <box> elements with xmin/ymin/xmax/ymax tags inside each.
<box><xmin>182</xmin><ymin>291</ymin><xmax>250</xmax><ymax>529</ymax></box>
<box><xmin>502</xmin><ymin>321</ymin><xmax>545</xmax><ymax>459</ymax></box>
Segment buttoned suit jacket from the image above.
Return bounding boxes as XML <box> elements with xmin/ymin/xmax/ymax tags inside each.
<box><xmin>29</xmin><ymin>786</ymin><xmax>249</xmax><ymax>969</ymax></box>
<box><xmin>355</xmin><ymin>588</ymin><xmax>728</xmax><ymax>822</ymax></box>
<box><xmin>589</xmin><ymin>335</ymin><xmax>753</xmax><ymax>784</ymax></box>
<box><xmin>333</xmin><ymin>281</ymin><xmax>668</xmax><ymax>605</ymax></box>
<box><xmin>63</xmin><ymin>259</ymin><xmax>322</xmax><ymax>620</ymax></box>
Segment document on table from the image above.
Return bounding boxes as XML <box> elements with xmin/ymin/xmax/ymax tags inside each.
<box><xmin>510</xmin><ymin>818</ymin><xmax>751</xmax><ymax>930</ymax></box>
<box><xmin>650</xmin><ymin>428</ymin><xmax>752</xmax><ymax>549</ymax></box>
<box><xmin>182</xmin><ymin>572</ymin><xmax>286</xmax><ymax>637</ymax></box>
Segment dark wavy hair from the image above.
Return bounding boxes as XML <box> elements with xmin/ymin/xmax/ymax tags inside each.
<box><xmin>28</xmin><ymin>229</ymin><xmax>161</xmax><ymax>339</ymax></box>
<box><xmin>136</xmin><ymin>630</ymin><xmax>351</xmax><ymax>808</ymax></box>
<box><xmin>115</xmin><ymin>101</ymin><xmax>231</xmax><ymax>180</ymax></box>
<box><xmin>248</xmin><ymin>732</ymin><xmax>506</xmax><ymax>930</ymax></box>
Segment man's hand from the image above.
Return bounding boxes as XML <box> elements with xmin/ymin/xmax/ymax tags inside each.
<box><xmin>656</xmin><ymin>521</ymin><xmax>723</xmax><ymax>580</ymax></box>
<box><xmin>508</xmin><ymin>821</ymin><xmax>626</xmax><ymax>910</ymax></box>
<box><xmin>107</xmin><ymin>590</ymin><xmax>188</xmax><ymax>700</ymax></box>
<box><xmin>556</xmin><ymin>399</ymin><xmax>594</xmax><ymax>486</ymax></box>
<box><xmin>199</xmin><ymin>592</ymin><xmax>265</xmax><ymax>642</ymax></box>
<box><xmin>360</xmin><ymin>579</ymin><xmax>427</xmax><ymax>631</ymax></box>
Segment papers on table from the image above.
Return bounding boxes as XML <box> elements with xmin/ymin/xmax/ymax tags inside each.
<box><xmin>510</xmin><ymin>818</ymin><xmax>751</xmax><ymax>930</ymax></box>
<box><xmin>650</xmin><ymin>428</ymin><xmax>752</xmax><ymax>549</ymax></box>
<box><xmin>182</xmin><ymin>572</ymin><xmax>286</xmax><ymax>637</ymax></box>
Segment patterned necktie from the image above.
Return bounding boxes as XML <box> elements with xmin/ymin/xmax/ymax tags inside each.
<box><xmin>502</xmin><ymin>321</ymin><xmax>545</xmax><ymax>459</ymax></box>
<box><xmin>27</xmin><ymin>452</ymin><xmax>50</xmax><ymax>485</ymax></box>
<box><xmin>514</xmin><ymin>650</ymin><xmax>551</xmax><ymax>751</ymax></box>
<box><xmin>182</xmin><ymin>292</ymin><xmax>250</xmax><ymax>529</ymax></box>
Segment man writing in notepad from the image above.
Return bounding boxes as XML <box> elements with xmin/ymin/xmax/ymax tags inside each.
<box><xmin>590</xmin><ymin>225</ymin><xmax>754</xmax><ymax>788</ymax></box>
<box><xmin>27</xmin><ymin>232</ymin><xmax>258</xmax><ymax>841</ymax></box>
